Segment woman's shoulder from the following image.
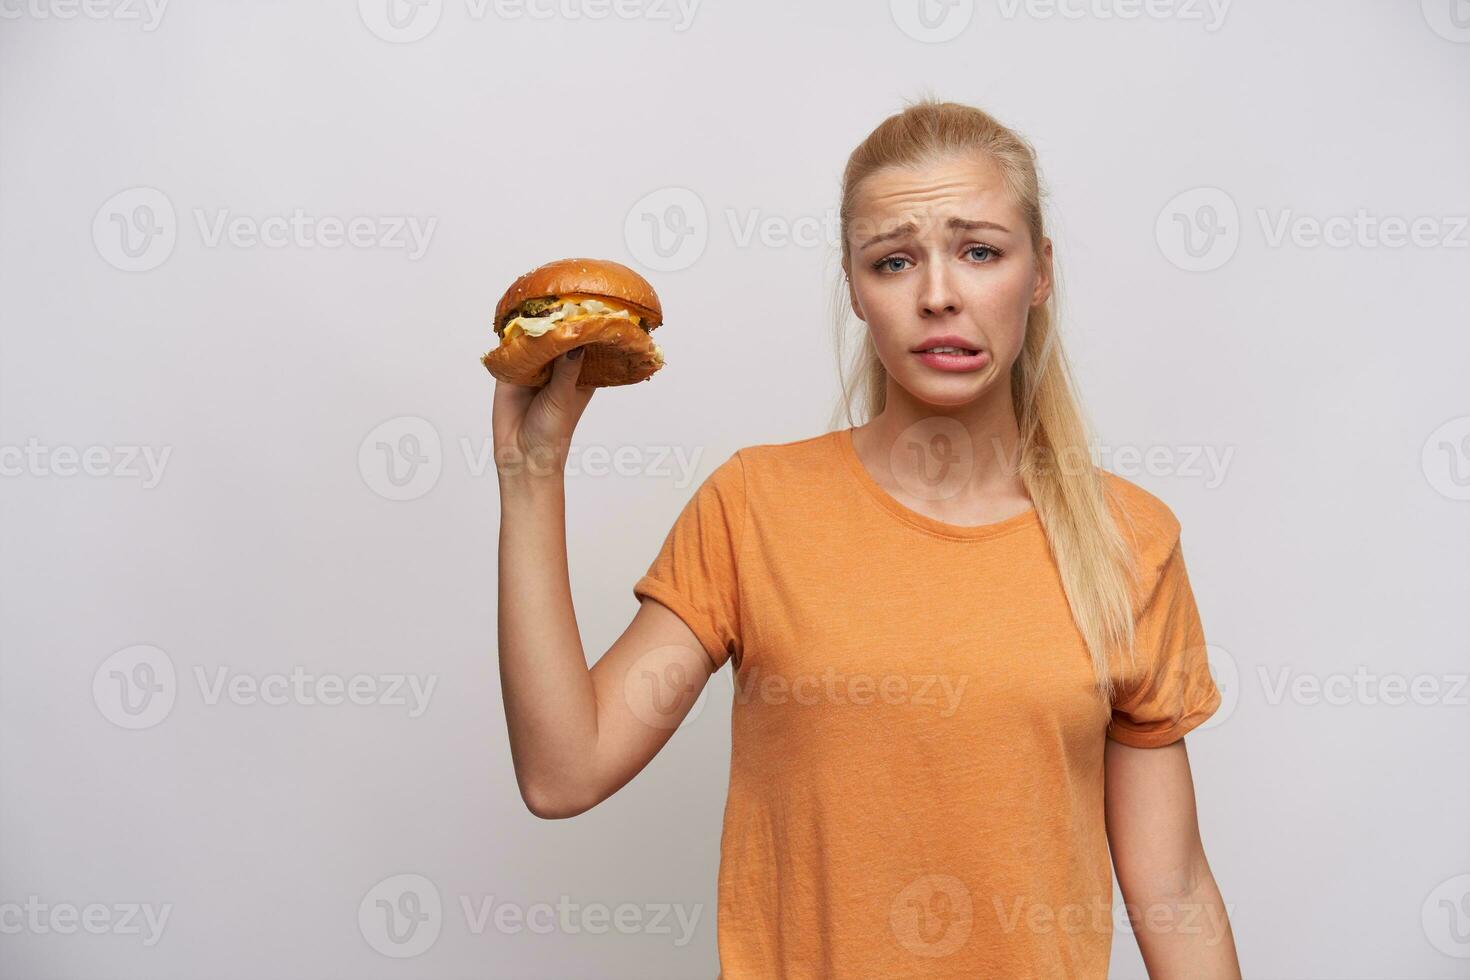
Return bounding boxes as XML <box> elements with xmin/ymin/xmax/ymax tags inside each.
<box><xmin>692</xmin><ymin>430</ymin><xmax>841</xmax><ymax>499</ymax></box>
<box><xmin>692</xmin><ymin>430</ymin><xmax>847</xmax><ymax>505</ymax></box>
<box><xmin>728</xmin><ymin>429</ymin><xmax>844</xmax><ymax>471</ymax></box>
<box><xmin>1098</xmin><ymin>468</ymin><xmax>1185</xmax><ymax>564</ymax></box>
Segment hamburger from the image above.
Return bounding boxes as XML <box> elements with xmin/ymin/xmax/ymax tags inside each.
<box><xmin>481</xmin><ymin>257</ymin><xmax>665</xmax><ymax>388</ymax></box>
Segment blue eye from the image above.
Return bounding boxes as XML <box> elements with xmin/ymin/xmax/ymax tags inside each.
<box><xmin>872</xmin><ymin>246</ymin><xmax>1002</xmax><ymax>274</ymax></box>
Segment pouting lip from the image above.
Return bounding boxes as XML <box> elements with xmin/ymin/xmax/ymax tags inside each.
<box><xmin>911</xmin><ymin>334</ymin><xmax>983</xmax><ymax>353</ymax></box>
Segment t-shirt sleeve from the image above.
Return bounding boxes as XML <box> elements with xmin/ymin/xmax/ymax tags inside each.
<box><xmin>632</xmin><ymin>450</ymin><xmax>747</xmax><ymax>672</ymax></box>
<box><xmin>1107</xmin><ymin>535</ymin><xmax>1223</xmax><ymax>748</ymax></box>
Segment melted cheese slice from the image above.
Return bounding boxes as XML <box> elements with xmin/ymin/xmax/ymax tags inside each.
<box><xmin>501</xmin><ymin>297</ymin><xmax>642</xmax><ymax>342</ymax></box>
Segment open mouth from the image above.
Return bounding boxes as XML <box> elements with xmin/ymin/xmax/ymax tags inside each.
<box><xmin>915</xmin><ymin>346</ymin><xmax>979</xmax><ymax>356</ymax></box>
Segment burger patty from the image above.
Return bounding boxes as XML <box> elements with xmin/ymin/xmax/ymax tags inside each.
<box><xmin>517</xmin><ymin>296</ymin><xmax>562</xmax><ymax>317</ymax></box>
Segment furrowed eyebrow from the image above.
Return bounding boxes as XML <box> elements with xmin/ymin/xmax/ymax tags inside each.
<box><xmin>857</xmin><ymin>217</ymin><xmax>1011</xmax><ymax>250</ymax></box>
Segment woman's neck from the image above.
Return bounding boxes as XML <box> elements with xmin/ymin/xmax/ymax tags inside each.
<box><xmin>852</xmin><ymin>382</ymin><xmax>1032</xmax><ymax>520</ymax></box>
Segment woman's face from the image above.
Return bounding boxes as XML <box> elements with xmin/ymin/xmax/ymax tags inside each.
<box><xmin>845</xmin><ymin>152</ymin><xmax>1052</xmax><ymax>409</ymax></box>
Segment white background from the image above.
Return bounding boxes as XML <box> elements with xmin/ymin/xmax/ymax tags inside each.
<box><xmin>2</xmin><ymin>1</ymin><xmax>1468</xmax><ymax>977</ymax></box>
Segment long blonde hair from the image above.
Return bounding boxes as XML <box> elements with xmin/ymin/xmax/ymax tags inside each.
<box><xmin>829</xmin><ymin>96</ymin><xmax>1139</xmax><ymax>701</ymax></box>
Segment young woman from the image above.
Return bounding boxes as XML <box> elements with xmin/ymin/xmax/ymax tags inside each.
<box><xmin>493</xmin><ymin>99</ymin><xmax>1242</xmax><ymax>978</ymax></box>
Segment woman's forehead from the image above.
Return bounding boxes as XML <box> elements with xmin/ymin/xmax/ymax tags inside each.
<box><xmin>852</xmin><ymin>179</ymin><xmax>1023</xmax><ymax>243</ymax></box>
<box><xmin>849</xmin><ymin>159</ymin><xmax>1020</xmax><ymax>245</ymax></box>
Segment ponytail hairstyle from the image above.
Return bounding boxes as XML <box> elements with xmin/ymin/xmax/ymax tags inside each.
<box><xmin>829</xmin><ymin>95</ymin><xmax>1139</xmax><ymax>701</ymax></box>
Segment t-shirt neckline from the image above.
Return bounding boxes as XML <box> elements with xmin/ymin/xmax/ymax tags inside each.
<box><xmin>834</xmin><ymin>425</ymin><xmax>1041</xmax><ymax>542</ymax></box>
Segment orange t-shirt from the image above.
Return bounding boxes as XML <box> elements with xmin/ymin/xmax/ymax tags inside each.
<box><xmin>632</xmin><ymin>426</ymin><xmax>1222</xmax><ymax>978</ymax></box>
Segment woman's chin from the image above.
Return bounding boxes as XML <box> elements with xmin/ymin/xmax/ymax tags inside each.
<box><xmin>893</xmin><ymin>370</ymin><xmax>997</xmax><ymax>409</ymax></box>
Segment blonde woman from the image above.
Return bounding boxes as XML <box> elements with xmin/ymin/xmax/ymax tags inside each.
<box><xmin>494</xmin><ymin>98</ymin><xmax>1242</xmax><ymax>978</ymax></box>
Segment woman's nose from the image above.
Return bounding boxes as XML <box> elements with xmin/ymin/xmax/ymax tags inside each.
<box><xmin>918</xmin><ymin>267</ymin><xmax>962</xmax><ymax>316</ymax></box>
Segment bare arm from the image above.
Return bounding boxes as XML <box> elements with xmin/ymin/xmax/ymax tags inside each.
<box><xmin>1105</xmin><ymin>737</ymin><xmax>1242</xmax><ymax>979</ymax></box>
<box><xmin>494</xmin><ymin>349</ymin><xmax>716</xmax><ymax>819</ymax></box>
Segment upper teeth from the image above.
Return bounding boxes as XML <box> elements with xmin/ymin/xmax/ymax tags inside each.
<box><xmin>923</xmin><ymin>346</ymin><xmax>973</xmax><ymax>354</ymax></box>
